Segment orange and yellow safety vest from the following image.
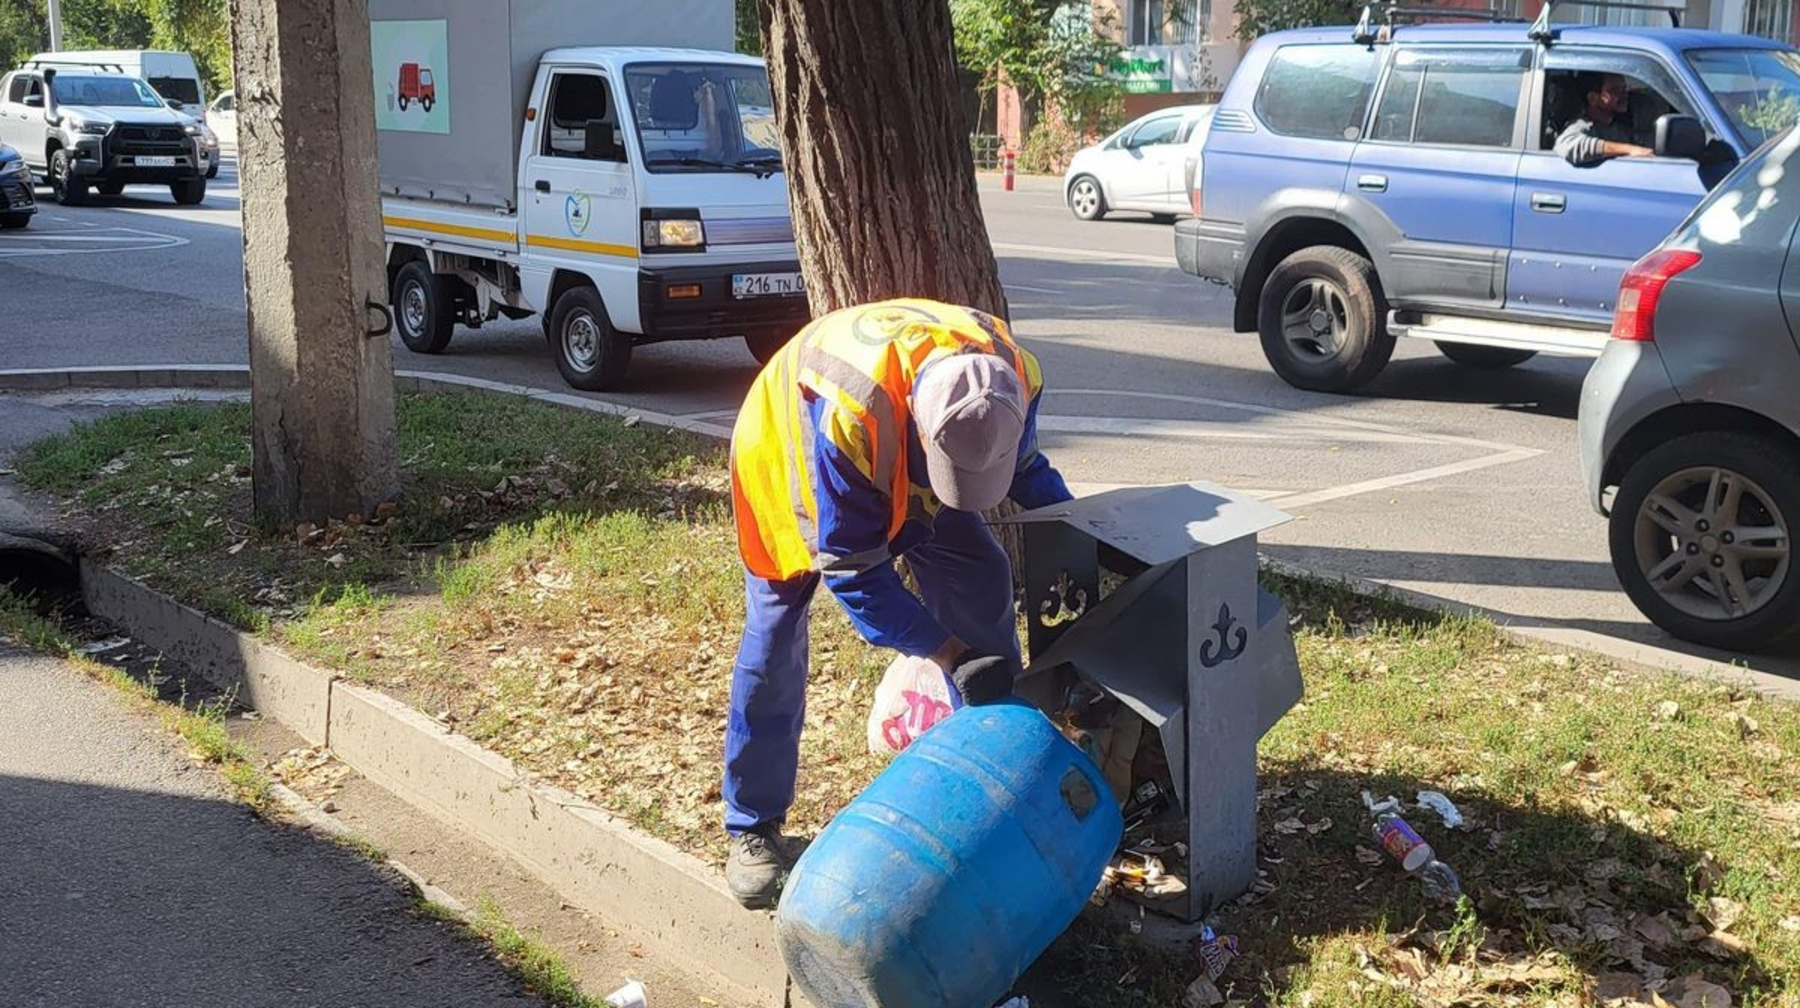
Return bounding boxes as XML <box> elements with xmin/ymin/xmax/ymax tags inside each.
<box><xmin>730</xmin><ymin>298</ymin><xmax>1044</xmax><ymax>581</ymax></box>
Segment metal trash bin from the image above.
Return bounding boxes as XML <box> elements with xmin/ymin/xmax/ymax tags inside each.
<box><xmin>1000</xmin><ymin>481</ymin><xmax>1303</xmax><ymax>921</ymax></box>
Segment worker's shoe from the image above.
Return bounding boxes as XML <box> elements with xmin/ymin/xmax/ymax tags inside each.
<box><xmin>726</xmin><ymin>824</ymin><xmax>795</xmax><ymax>909</ymax></box>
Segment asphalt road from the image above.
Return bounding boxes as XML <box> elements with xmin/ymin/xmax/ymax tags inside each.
<box><xmin>0</xmin><ymin>644</ymin><xmax>552</xmax><ymax>1008</ymax></box>
<box><xmin>2</xmin><ymin>163</ymin><xmax>1792</xmax><ymax>681</ymax></box>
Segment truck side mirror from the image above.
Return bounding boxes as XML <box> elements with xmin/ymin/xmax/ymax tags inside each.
<box><xmin>167</xmin><ymin>99</ymin><xmax>186</xmax><ymax>111</ymax></box>
<box><xmin>584</xmin><ymin>120</ymin><xmax>625</xmax><ymax>162</ymax></box>
<box><xmin>1655</xmin><ymin>115</ymin><xmax>1707</xmax><ymax>160</ymax></box>
<box><xmin>23</xmin><ymin>94</ymin><xmax>43</xmax><ymax>108</ymax></box>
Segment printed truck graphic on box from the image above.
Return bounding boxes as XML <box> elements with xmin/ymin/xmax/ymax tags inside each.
<box><xmin>398</xmin><ymin>62</ymin><xmax>435</xmax><ymax>112</ymax></box>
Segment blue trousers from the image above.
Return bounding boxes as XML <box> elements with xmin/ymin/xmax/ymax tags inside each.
<box><xmin>723</xmin><ymin>508</ymin><xmax>1020</xmax><ymax>834</ymax></box>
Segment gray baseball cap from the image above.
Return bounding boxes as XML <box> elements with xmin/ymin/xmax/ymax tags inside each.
<box><xmin>912</xmin><ymin>353</ymin><xmax>1027</xmax><ymax>512</ymax></box>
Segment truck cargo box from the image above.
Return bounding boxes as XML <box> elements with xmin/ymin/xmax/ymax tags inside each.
<box><xmin>369</xmin><ymin>0</ymin><xmax>733</xmax><ymax>211</ymax></box>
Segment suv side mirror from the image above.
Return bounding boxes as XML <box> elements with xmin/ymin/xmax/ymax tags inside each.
<box><xmin>1655</xmin><ymin>115</ymin><xmax>1707</xmax><ymax>160</ymax></box>
<box><xmin>584</xmin><ymin>119</ymin><xmax>624</xmax><ymax>162</ymax></box>
<box><xmin>167</xmin><ymin>99</ymin><xmax>186</xmax><ymax>110</ymax></box>
<box><xmin>22</xmin><ymin>94</ymin><xmax>43</xmax><ymax>108</ymax></box>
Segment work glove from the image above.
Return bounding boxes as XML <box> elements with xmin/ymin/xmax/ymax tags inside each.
<box><xmin>950</xmin><ymin>653</ymin><xmax>1017</xmax><ymax>707</ymax></box>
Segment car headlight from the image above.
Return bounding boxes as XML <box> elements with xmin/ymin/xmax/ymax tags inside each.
<box><xmin>71</xmin><ymin>120</ymin><xmax>109</xmax><ymax>135</ymax></box>
<box><xmin>183</xmin><ymin>122</ymin><xmax>201</xmax><ymax>136</ymax></box>
<box><xmin>642</xmin><ymin>218</ymin><xmax>705</xmax><ymax>249</ymax></box>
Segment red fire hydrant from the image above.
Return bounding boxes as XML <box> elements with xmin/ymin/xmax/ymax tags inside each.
<box><xmin>1002</xmin><ymin>149</ymin><xmax>1016</xmax><ymax>192</ymax></box>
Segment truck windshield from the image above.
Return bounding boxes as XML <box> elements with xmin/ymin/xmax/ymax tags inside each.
<box><xmin>1688</xmin><ymin>48</ymin><xmax>1800</xmax><ymax>147</ymax></box>
<box><xmin>49</xmin><ymin>74</ymin><xmax>165</xmax><ymax>108</ymax></box>
<box><xmin>147</xmin><ymin>76</ymin><xmax>201</xmax><ymax>106</ymax></box>
<box><xmin>625</xmin><ymin>63</ymin><xmax>781</xmax><ymax>174</ymax></box>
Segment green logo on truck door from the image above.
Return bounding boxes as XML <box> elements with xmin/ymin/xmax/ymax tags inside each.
<box><xmin>565</xmin><ymin>191</ymin><xmax>592</xmax><ymax>236</ymax></box>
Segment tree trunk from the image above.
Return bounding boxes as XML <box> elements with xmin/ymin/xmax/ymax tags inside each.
<box><xmin>230</xmin><ymin>0</ymin><xmax>397</xmax><ymax>527</ymax></box>
<box><xmin>758</xmin><ymin>0</ymin><xmax>1029</xmax><ymax>594</ymax></box>
<box><xmin>757</xmin><ymin>0</ymin><xmax>1007</xmax><ymax>319</ymax></box>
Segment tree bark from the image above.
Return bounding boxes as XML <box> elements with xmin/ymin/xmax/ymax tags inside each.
<box><xmin>757</xmin><ymin>0</ymin><xmax>1008</xmax><ymax>319</ymax></box>
<box><xmin>230</xmin><ymin>0</ymin><xmax>397</xmax><ymax>527</ymax></box>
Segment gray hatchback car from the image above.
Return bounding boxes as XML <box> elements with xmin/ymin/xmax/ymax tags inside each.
<box><xmin>1580</xmin><ymin>128</ymin><xmax>1800</xmax><ymax>653</ymax></box>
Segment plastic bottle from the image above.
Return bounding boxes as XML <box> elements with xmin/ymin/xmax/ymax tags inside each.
<box><xmin>1364</xmin><ymin>792</ymin><xmax>1462</xmax><ymax>903</ymax></box>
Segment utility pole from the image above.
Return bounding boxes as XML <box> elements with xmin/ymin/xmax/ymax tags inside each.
<box><xmin>46</xmin><ymin>0</ymin><xmax>63</xmax><ymax>50</ymax></box>
<box><xmin>228</xmin><ymin>0</ymin><xmax>398</xmax><ymax>526</ymax></box>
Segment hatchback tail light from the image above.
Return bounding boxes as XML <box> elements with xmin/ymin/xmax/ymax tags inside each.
<box><xmin>1612</xmin><ymin>248</ymin><xmax>1702</xmax><ymax>343</ymax></box>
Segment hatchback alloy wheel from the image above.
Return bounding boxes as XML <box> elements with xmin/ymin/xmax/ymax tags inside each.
<box><xmin>1633</xmin><ymin>465</ymin><xmax>1790</xmax><ymax>621</ymax></box>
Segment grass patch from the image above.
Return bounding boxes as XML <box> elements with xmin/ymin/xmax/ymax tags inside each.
<box><xmin>468</xmin><ymin>897</ymin><xmax>605</xmax><ymax>1008</ymax></box>
<box><xmin>22</xmin><ymin>393</ymin><xmax>1800</xmax><ymax>1007</ymax></box>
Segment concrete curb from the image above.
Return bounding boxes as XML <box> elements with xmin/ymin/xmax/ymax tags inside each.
<box><xmin>77</xmin><ymin>563</ymin><xmax>791</xmax><ymax>1008</ymax></box>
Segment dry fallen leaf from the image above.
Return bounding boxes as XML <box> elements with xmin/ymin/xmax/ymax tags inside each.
<box><xmin>1702</xmin><ymin>897</ymin><xmax>1744</xmax><ymax>932</ymax></box>
<box><xmin>1697</xmin><ymin>931</ymin><xmax>1749</xmax><ymax>961</ymax></box>
<box><xmin>1660</xmin><ymin>974</ymin><xmax>1733</xmax><ymax>1008</ymax></box>
<box><xmin>1355</xmin><ymin>846</ymin><xmax>1385</xmax><ymax>866</ymax></box>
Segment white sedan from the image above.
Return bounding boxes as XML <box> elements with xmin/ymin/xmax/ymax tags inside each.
<box><xmin>1062</xmin><ymin>104</ymin><xmax>1215</xmax><ymax>222</ymax></box>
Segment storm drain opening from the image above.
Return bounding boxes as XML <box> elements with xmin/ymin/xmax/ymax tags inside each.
<box><xmin>0</xmin><ymin>532</ymin><xmax>82</xmax><ymax>615</ymax></box>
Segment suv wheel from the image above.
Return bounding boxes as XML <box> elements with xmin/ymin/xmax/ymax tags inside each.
<box><xmin>1068</xmin><ymin>175</ymin><xmax>1107</xmax><ymax>221</ymax></box>
<box><xmin>1257</xmin><ymin>246</ymin><xmax>1395</xmax><ymax>393</ymax></box>
<box><xmin>171</xmin><ymin>179</ymin><xmax>207</xmax><ymax>205</ymax></box>
<box><xmin>1435</xmin><ymin>342</ymin><xmax>1537</xmax><ymax>369</ymax></box>
<box><xmin>745</xmin><ymin>330</ymin><xmax>789</xmax><ymax>365</ymax></box>
<box><xmin>1610</xmin><ymin>432</ymin><xmax>1800</xmax><ymax>653</ymax></box>
<box><xmin>549</xmin><ymin>286</ymin><xmax>632</xmax><ymax>391</ymax></box>
<box><xmin>391</xmin><ymin>261</ymin><xmax>456</xmax><ymax>354</ymax></box>
<box><xmin>49</xmin><ymin>150</ymin><xmax>88</xmax><ymax>206</ymax></box>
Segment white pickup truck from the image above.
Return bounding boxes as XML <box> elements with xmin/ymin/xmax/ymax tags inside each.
<box><xmin>373</xmin><ymin>0</ymin><xmax>805</xmax><ymax>390</ymax></box>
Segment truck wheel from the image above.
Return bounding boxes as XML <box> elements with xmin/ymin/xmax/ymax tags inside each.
<box><xmin>1257</xmin><ymin>245</ymin><xmax>1394</xmax><ymax>393</ymax></box>
<box><xmin>49</xmin><ymin>150</ymin><xmax>88</xmax><ymax>206</ymax></box>
<box><xmin>1610</xmin><ymin>432</ymin><xmax>1800</xmax><ymax>653</ymax></box>
<box><xmin>0</xmin><ymin>213</ymin><xmax>30</xmax><ymax>230</ymax></box>
<box><xmin>744</xmin><ymin>330</ymin><xmax>790</xmax><ymax>365</ymax></box>
<box><xmin>392</xmin><ymin>261</ymin><xmax>455</xmax><ymax>354</ymax></box>
<box><xmin>171</xmin><ymin>179</ymin><xmax>207</xmax><ymax>205</ymax></box>
<box><xmin>550</xmin><ymin>287</ymin><xmax>632</xmax><ymax>391</ymax></box>
<box><xmin>1435</xmin><ymin>342</ymin><xmax>1537</xmax><ymax>369</ymax></box>
<box><xmin>97</xmin><ymin>181</ymin><xmax>126</xmax><ymax>196</ymax></box>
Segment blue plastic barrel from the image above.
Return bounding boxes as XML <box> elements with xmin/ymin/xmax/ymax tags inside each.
<box><xmin>776</xmin><ymin>703</ymin><xmax>1124</xmax><ymax>1008</ymax></box>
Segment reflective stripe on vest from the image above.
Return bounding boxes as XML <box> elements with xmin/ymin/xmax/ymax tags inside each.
<box><xmin>730</xmin><ymin>298</ymin><xmax>1040</xmax><ymax>581</ymax></box>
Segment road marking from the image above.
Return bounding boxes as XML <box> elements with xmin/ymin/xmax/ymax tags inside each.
<box><xmin>1036</xmin><ymin>414</ymin><xmax>1428</xmax><ymax>445</ymax></box>
<box><xmin>991</xmin><ymin>241</ymin><xmax>1175</xmax><ymax>267</ymax></box>
<box><xmin>1265</xmin><ymin>448</ymin><xmax>1544</xmax><ymax>510</ymax></box>
<box><xmin>0</xmin><ymin>225</ymin><xmax>188</xmax><ymax>258</ymax></box>
<box><xmin>1005</xmin><ymin>283</ymin><xmax>1061</xmax><ymax>295</ymax></box>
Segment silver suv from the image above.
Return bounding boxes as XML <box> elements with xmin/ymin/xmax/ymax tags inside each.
<box><xmin>1580</xmin><ymin>128</ymin><xmax>1800</xmax><ymax>653</ymax></box>
<box><xmin>0</xmin><ymin>63</ymin><xmax>210</xmax><ymax>206</ymax></box>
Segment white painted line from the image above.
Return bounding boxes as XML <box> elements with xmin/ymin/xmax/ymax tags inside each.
<box><xmin>991</xmin><ymin>241</ymin><xmax>1175</xmax><ymax>267</ymax></box>
<box><xmin>0</xmin><ymin>225</ymin><xmax>188</xmax><ymax>258</ymax></box>
<box><xmin>1271</xmin><ymin>447</ymin><xmax>1543</xmax><ymax>510</ymax></box>
<box><xmin>1037</xmin><ymin>415</ymin><xmax>1428</xmax><ymax>445</ymax></box>
<box><xmin>1005</xmin><ymin>283</ymin><xmax>1061</xmax><ymax>295</ymax></box>
<box><xmin>1049</xmin><ymin>388</ymin><xmax>1533</xmax><ymax>454</ymax></box>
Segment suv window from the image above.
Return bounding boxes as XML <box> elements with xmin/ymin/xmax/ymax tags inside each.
<box><xmin>1127</xmin><ymin>115</ymin><xmax>1183</xmax><ymax>148</ymax></box>
<box><xmin>1540</xmin><ymin>50</ymin><xmax>1697</xmax><ymax>152</ymax></box>
<box><xmin>1372</xmin><ymin>48</ymin><xmax>1530</xmax><ymax>147</ymax></box>
<box><xmin>5</xmin><ymin>74</ymin><xmax>36</xmax><ymax>104</ymax></box>
<box><xmin>543</xmin><ymin>72</ymin><xmax>622</xmax><ymax>160</ymax></box>
<box><xmin>1256</xmin><ymin>44</ymin><xmax>1380</xmax><ymax>141</ymax></box>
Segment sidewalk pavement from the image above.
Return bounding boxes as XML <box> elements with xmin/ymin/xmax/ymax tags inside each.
<box><xmin>0</xmin><ymin>644</ymin><xmax>551</xmax><ymax>1008</ymax></box>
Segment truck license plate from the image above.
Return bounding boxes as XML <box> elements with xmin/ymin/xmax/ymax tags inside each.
<box><xmin>732</xmin><ymin>272</ymin><xmax>805</xmax><ymax>299</ymax></box>
<box><xmin>135</xmin><ymin>156</ymin><xmax>177</xmax><ymax>167</ymax></box>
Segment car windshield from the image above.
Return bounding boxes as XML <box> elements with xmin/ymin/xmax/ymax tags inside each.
<box><xmin>50</xmin><ymin>74</ymin><xmax>164</xmax><ymax>108</ymax></box>
<box><xmin>1687</xmin><ymin>48</ymin><xmax>1800</xmax><ymax>147</ymax></box>
<box><xmin>624</xmin><ymin>62</ymin><xmax>781</xmax><ymax>173</ymax></box>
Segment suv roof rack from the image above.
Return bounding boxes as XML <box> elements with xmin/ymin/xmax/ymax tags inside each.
<box><xmin>1352</xmin><ymin>4</ymin><xmax>1518</xmax><ymax>45</ymax></box>
<box><xmin>1529</xmin><ymin>0</ymin><xmax>1683</xmax><ymax>41</ymax></box>
<box><xmin>23</xmin><ymin>58</ymin><xmax>127</xmax><ymax>72</ymax></box>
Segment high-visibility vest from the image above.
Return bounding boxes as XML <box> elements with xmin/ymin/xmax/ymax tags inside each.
<box><xmin>731</xmin><ymin>298</ymin><xmax>1043</xmax><ymax>581</ymax></box>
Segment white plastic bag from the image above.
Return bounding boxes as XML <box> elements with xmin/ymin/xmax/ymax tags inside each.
<box><xmin>865</xmin><ymin>654</ymin><xmax>959</xmax><ymax>755</ymax></box>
